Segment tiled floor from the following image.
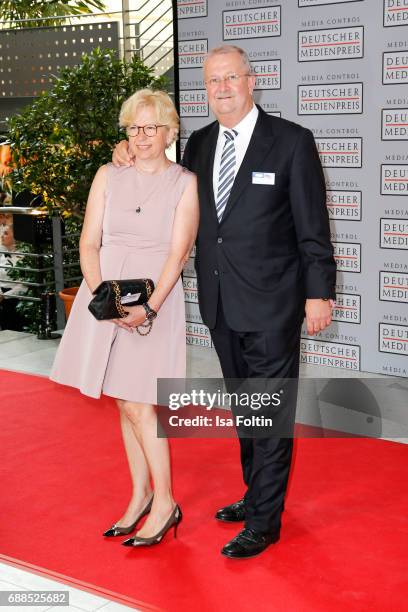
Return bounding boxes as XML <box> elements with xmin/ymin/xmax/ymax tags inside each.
<box><xmin>0</xmin><ymin>328</ymin><xmax>379</xmax><ymax>379</ymax></box>
<box><xmin>0</xmin><ymin>330</ymin><xmax>59</xmax><ymax>377</ymax></box>
<box><xmin>0</xmin><ymin>562</ymin><xmax>137</xmax><ymax>611</ymax></box>
<box><xmin>1</xmin><ymin>329</ymin><xmax>406</xmax><ymax>609</ymax></box>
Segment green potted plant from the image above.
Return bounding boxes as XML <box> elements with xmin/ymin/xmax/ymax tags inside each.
<box><xmin>6</xmin><ymin>48</ymin><xmax>168</xmax><ymax>328</ymax></box>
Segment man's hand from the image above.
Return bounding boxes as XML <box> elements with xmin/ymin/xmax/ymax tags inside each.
<box><xmin>112</xmin><ymin>140</ymin><xmax>134</xmax><ymax>167</ymax></box>
<box><xmin>305</xmin><ymin>298</ymin><xmax>333</xmax><ymax>335</ymax></box>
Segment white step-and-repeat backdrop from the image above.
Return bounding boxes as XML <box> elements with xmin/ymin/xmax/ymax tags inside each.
<box><xmin>178</xmin><ymin>0</ymin><xmax>408</xmax><ymax>378</ymax></box>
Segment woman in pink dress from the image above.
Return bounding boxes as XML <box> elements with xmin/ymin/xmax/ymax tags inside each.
<box><xmin>50</xmin><ymin>89</ymin><xmax>199</xmax><ymax>546</ymax></box>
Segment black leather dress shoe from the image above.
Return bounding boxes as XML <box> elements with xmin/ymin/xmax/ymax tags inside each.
<box><xmin>221</xmin><ymin>528</ymin><xmax>279</xmax><ymax>559</ymax></box>
<box><xmin>215</xmin><ymin>498</ymin><xmax>246</xmax><ymax>522</ymax></box>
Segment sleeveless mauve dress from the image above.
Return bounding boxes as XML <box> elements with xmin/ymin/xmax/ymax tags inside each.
<box><xmin>50</xmin><ymin>162</ymin><xmax>194</xmax><ymax>404</ymax></box>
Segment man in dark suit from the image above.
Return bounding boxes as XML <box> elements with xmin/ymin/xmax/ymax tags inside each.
<box><xmin>182</xmin><ymin>45</ymin><xmax>336</xmax><ymax>558</ymax></box>
<box><xmin>113</xmin><ymin>44</ymin><xmax>336</xmax><ymax>558</ymax></box>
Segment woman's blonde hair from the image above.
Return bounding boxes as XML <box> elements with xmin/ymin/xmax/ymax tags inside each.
<box><xmin>119</xmin><ymin>88</ymin><xmax>179</xmax><ymax>146</ymax></box>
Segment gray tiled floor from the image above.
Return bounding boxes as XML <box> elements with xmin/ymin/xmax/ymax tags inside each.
<box><xmin>0</xmin><ymin>328</ymin><xmax>383</xmax><ymax>379</ymax></box>
<box><xmin>0</xmin><ymin>330</ymin><xmax>59</xmax><ymax>376</ymax></box>
<box><xmin>0</xmin><ymin>563</ymin><xmax>140</xmax><ymax>612</ymax></box>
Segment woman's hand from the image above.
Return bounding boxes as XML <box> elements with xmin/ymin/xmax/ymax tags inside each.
<box><xmin>119</xmin><ymin>305</ymin><xmax>148</xmax><ymax>329</ymax></box>
<box><xmin>111</xmin><ymin>318</ymin><xmax>134</xmax><ymax>332</ymax></box>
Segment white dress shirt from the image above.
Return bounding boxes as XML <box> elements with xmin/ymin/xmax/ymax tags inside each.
<box><xmin>212</xmin><ymin>104</ymin><xmax>259</xmax><ymax>200</ymax></box>
<box><xmin>0</xmin><ymin>247</ymin><xmax>25</xmax><ymax>296</ymax></box>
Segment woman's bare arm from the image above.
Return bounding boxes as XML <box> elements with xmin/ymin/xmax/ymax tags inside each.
<box><xmin>79</xmin><ymin>165</ymin><xmax>107</xmax><ymax>293</ymax></box>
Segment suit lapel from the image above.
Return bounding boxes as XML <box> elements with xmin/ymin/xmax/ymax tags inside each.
<box><xmin>220</xmin><ymin>109</ymin><xmax>276</xmax><ymax>225</ymax></box>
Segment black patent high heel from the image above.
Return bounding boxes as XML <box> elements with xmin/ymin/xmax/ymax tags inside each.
<box><xmin>103</xmin><ymin>495</ymin><xmax>153</xmax><ymax>537</ymax></box>
<box><xmin>122</xmin><ymin>504</ymin><xmax>182</xmax><ymax>547</ymax></box>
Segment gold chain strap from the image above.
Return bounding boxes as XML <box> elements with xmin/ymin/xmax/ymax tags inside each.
<box><xmin>111</xmin><ymin>281</ymin><xmax>127</xmax><ymax>318</ymax></box>
<box><xmin>146</xmin><ymin>279</ymin><xmax>153</xmax><ymax>300</ymax></box>
<box><xmin>111</xmin><ymin>280</ymin><xmax>154</xmax><ymax>336</ymax></box>
<box><xmin>136</xmin><ymin>320</ymin><xmax>153</xmax><ymax>335</ymax></box>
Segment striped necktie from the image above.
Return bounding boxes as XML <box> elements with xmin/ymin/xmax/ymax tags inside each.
<box><xmin>216</xmin><ymin>129</ymin><xmax>238</xmax><ymax>222</ymax></box>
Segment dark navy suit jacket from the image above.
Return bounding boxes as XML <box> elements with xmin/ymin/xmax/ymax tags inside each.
<box><xmin>182</xmin><ymin>106</ymin><xmax>336</xmax><ymax>332</ymax></box>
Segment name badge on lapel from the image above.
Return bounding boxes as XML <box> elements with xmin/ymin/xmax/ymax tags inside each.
<box><xmin>252</xmin><ymin>172</ymin><xmax>275</xmax><ymax>185</ymax></box>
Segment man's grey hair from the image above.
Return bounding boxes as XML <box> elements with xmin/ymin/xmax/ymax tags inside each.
<box><xmin>204</xmin><ymin>45</ymin><xmax>254</xmax><ymax>75</ymax></box>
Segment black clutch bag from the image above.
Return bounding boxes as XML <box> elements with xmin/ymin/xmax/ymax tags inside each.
<box><xmin>88</xmin><ymin>278</ymin><xmax>154</xmax><ymax>320</ymax></box>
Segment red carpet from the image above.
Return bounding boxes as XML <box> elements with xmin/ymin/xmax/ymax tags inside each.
<box><xmin>1</xmin><ymin>369</ymin><xmax>407</xmax><ymax>612</ymax></box>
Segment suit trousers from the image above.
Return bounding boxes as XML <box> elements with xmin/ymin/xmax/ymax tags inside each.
<box><xmin>210</xmin><ymin>296</ymin><xmax>301</xmax><ymax>535</ymax></box>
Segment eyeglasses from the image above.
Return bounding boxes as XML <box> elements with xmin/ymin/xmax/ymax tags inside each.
<box><xmin>126</xmin><ymin>124</ymin><xmax>168</xmax><ymax>137</ymax></box>
<box><xmin>205</xmin><ymin>74</ymin><xmax>250</xmax><ymax>87</ymax></box>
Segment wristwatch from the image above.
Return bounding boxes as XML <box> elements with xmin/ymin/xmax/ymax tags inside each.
<box><xmin>143</xmin><ymin>302</ymin><xmax>157</xmax><ymax>321</ymax></box>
